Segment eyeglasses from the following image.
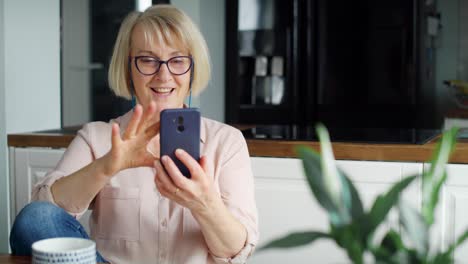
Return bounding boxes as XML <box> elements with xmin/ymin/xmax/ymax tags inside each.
<box><xmin>132</xmin><ymin>55</ymin><xmax>193</xmax><ymax>76</ymax></box>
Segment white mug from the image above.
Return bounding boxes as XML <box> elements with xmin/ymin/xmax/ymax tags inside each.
<box><xmin>32</xmin><ymin>237</ymin><xmax>96</xmax><ymax>264</ymax></box>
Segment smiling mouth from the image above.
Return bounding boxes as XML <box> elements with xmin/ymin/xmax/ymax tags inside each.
<box><xmin>151</xmin><ymin>87</ymin><xmax>174</xmax><ymax>94</ymax></box>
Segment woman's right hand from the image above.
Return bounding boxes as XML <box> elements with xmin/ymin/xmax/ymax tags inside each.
<box><xmin>101</xmin><ymin>102</ymin><xmax>160</xmax><ymax>176</ymax></box>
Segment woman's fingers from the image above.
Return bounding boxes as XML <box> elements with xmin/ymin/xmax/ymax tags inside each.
<box><xmin>137</xmin><ymin>101</ymin><xmax>157</xmax><ymax>134</ymax></box>
<box><xmin>154</xmin><ymin>160</ymin><xmax>178</xmax><ymax>195</ymax></box>
<box><xmin>111</xmin><ymin>123</ymin><xmax>121</xmax><ymax>147</ymax></box>
<box><xmin>123</xmin><ymin>102</ymin><xmax>159</xmax><ymax>142</ymax></box>
<box><xmin>200</xmin><ymin>156</ymin><xmax>212</xmax><ymax>175</ymax></box>
<box><xmin>123</xmin><ymin>104</ymin><xmax>143</xmax><ymax>139</ymax></box>
<box><xmin>174</xmin><ymin>149</ymin><xmax>205</xmax><ymax>181</ymax></box>
<box><xmin>155</xmin><ymin>159</ymin><xmax>193</xmax><ymax>203</ymax></box>
<box><xmin>144</xmin><ymin>121</ymin><xmax>160</xmax><ymax>140</ymax></box>
<box><xmin>160</xmin><ymin>155</ymin><xmax>192</xmax><ymax>189</ymax></box>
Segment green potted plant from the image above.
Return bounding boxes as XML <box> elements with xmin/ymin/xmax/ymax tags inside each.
<box><xmin>260</xmin><ymin>125</ymin><xmax>468</xmax><ymax>264</ymax></box>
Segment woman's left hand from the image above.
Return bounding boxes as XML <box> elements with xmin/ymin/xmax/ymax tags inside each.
<box><xmin>154</xmin><ymin>149</ymin><xmax>218</xmax><ymax>212</ymax></box>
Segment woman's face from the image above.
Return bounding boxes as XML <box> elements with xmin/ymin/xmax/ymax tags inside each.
<box><xmin>130</xmin><ymin>23</ymin><xmax>191</xmax><ymax>121</ymax></box>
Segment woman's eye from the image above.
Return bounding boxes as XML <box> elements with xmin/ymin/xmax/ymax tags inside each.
<box><xmin>140</xmin><ymin>57</ymin><xmax>157</xmax><ymax>64</ymax></box>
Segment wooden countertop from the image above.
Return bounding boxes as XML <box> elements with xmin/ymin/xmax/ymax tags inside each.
<box><xmin>446</xmin><ymin>108</ymin><xmax>468</xmax><ymax>119</ymax></box>
<box><xmin>8</xmin><ymin>129</ymin><xmax>468</xmax><ymax>164</ymax></box>
<box><xmin>0</xmin><ymin>255</ymin><xmax>30</xmax><ymax>264</ymax></box>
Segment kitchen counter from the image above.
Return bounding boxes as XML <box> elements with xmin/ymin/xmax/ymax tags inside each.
<box><xmin>8</xmin><ymin>126</ymin><xmax>468</xmax><ymax>164</ymax></box>
<box><xmin>446</xmin><ymin>108</ymin><xmax>468</xmax><ymax>119</ymax></box>
<box><xmin>0</xmin><ymin>255</ymin><xmax>30</xmax><ymax>264</ymax></box>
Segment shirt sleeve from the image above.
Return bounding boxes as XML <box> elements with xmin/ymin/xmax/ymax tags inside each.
<box><xmin>211</xmin><ymin>129</ymin><xmax>259</xmax><ymax>264</ymax></box>
<box><xmin>31</xmin><ymin>123</ymin><xmax>97</xmax><ymax>219</ymax></box>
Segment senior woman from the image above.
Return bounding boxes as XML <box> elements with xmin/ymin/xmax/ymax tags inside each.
<box><xmin>10</xmin><ymin>4</ymin><xmax>258</xmax><ymax>264</ymax></box>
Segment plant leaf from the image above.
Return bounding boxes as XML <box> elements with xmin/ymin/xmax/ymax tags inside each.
<box><xmin>431</xmin><ymin>253</ymin><xmax>453</xmax><ymax>264</ymax></box>
<box><xmin>372</xmin><ymin>230</ymin><xmax>410</xmax><ymax>264</ymax></box>
<box><xmin>399</xmin><ymin>201</ymin><xmax>429</xmax><ymax>258</ymax></box>
<box><xmin>316</xmin><ymin>124</ymin><xmax>343</xmax><ymax>202</ymax></box>
<box><xmin>422</xmin><ymin>127</ymin><xmax>458</xmax><ymax>225</ymax></box>
<box><xmin>380</xmin><ymin>230</ymin><xmax>405</xmax><ymax>256</ymax></box>
<box><xmin>423</xmin><ymin>172</ymin><xmax>447</xmax><ymax>227</ymax></box>
<box><xmin>434</xmin><ymin>227</ymin><xmax>468</xmax><ymax>263</ymax></box>
<box><xmin>340</xmin><ymin>169</ymin><xmax>365</xmax><ymax>223</ymax></box>
<box><xmin>259</xmin><ymin>231</ymin><xmax>331</xmax><ymax>250</ymax></box>
<box><xmin>296</xmin><ymin>146</ymin><xmax>349</xmax><ymax>226</ymax></box>
<box><xmin>331</xmin><ymin>224</ymin><xmax>364</xmax><ymax>264</ymax></box>
<box><xmin>316</xmin><ymin>124</ymin><xmax>352</xmax><ymax>225</ymax></box>
<box><xmin>366</xmin><ymin>175</ymin><xmax>417</xmax><ymax>238</ymax></box>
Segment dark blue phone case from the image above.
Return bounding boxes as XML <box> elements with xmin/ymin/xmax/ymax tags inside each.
<box><xmin>160</xmin><ymin>108</ymin><xmax>200</xmax><ymax>178</ymax></box>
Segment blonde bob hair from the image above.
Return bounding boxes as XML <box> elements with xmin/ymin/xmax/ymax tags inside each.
<box><xmin>108</xmin><ymin>4</ymin><xmax>211</xmax><ymax>99</ymax></box>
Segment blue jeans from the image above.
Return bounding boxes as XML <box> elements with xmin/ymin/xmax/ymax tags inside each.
<box><xmin>10</xmin><ymin>201</ymin><xmax>108</xmax><ymax>263</ymax></box>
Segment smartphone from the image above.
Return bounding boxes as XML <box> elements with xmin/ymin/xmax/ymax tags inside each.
<box><xmin>160</xmin><ymin>108</ymin><xmax>200</xmax><ymax>178</ymax></box>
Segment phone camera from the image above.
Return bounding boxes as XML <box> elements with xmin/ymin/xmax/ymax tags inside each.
<box><xmin>177</xmin><ymin>125</ymin><xmax>185</xmax><ymax>132</ymax></box>
<box><xmin>177</xmin><ymin>116</ymin><xmax>184</xmax><ymax>124</ymax></box>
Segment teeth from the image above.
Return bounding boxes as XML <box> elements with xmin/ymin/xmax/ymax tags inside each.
<box><xmin>153</xmin><ymin>87</ymin><xmax>173</xmax><ymax>93</ymax></box>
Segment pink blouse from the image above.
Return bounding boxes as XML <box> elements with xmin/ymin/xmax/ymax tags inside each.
<box><xmin>31</xmin><ymin>110</ymin><xmax>259</xmax><ymax>264</ymax></box>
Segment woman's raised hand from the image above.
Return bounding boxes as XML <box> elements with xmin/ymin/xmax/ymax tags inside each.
<box><xmin>102</xmin><ymin>102</ymin><xmax>160</xmax><ymax>176</ymax></box>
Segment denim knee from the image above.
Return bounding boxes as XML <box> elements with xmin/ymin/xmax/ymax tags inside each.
<box><xmin>12</xmin><ymin>201</ymin><xmax>67</xmax><ymax>233</ymax></box>
<box><xmin>10</xmin><ymin>201</ymin><xmax>73</xmax><ymax>255</ymax></box>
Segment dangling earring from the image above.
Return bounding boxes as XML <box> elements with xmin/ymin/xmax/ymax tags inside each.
<box><xmin>131</xmin><ymin>93</ymin><xmax>137</xmax><ymax>108</ymax></box>
<box><xmin>188</xmin><ymin>64</ymin><xmax>194</xmax><ymax>108</ymax></box>
<box><xmin>188</xmin><ymin>89</ymin><xmax>192</xmax><ymax>108</ymax></box>
<box><xmin>128</xmin><ymin>57</ymin><xmax>137</xmax><ymax>108</ymax></box>
<box><xmin>129</xmin><ymin>79</ymin><xmax>137</xmax><ymax>108</ymax></box>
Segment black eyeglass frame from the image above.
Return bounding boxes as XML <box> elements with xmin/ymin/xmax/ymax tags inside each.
<box><xmin>131</xmin><ymin>55</ymin><xmax>194</xmax><ymax>76</ymax></box>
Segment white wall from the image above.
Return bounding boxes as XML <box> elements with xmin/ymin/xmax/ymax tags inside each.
<box><xmin>173</xmin><ymin>0</ymin><xmax>225</xmax><ymax>122</ymax></box>
<box><xmin>61</xmin><ymin>0</ymin><xmax>91</xmax><ymax>127</ymax></box>
<box><xmin>0</xmin><ymin>0</ymin><xmax>61</xmax><ymax>253</ymax></box>
<box><xmin>4</xmin><ymin>0</ymin><xmax>61</xmax><ymax>133</ymax></box>
<box><xmin>0</xmin><ymin>0</ymin><xmax>10</xmax><ymax>254</ymax></box>
<box><xmin>199</xmin><ymin>0</ymin><xmax>225</xmax><ymax>122</ymax></box>
<box><xmin>436</xmin><ymin>0</ymin><xmax>460</xmax><ymax>117</ymax></box>
<box><xmin>458</xmin><ymin>0</ymin><xmax>468</xmax><ymax>80</ymax></box>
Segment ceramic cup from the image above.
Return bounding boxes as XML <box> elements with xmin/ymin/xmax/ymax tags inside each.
<box><xmin>32</xmin><ymin>237</ymin><xmax>96</xmax><ymax>264</ymax></box>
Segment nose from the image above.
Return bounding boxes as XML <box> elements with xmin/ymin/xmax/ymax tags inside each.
<box><xmin>154</xmin><ymin>62</ymin><xmax>172</xmax><ymax>82</ymax></box>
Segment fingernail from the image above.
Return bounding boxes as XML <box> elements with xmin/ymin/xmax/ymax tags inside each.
<box><xmin>161</xmin><ymin>155</ymin><xmax>168</xmax><ymax>162</ymax></box>
<box><xmin>175</xmin><ymin>149</ymin><xmax>182</xmax><ymax>155</ymax></box>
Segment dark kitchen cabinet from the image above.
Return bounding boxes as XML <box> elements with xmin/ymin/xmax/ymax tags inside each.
<box><xmin>225</xmin><ymin>0</ymin><xmax>296</xmax><ymax>125</ymax></box>
<box><xmin>225</xmin><ymin>0</ymin><xmax>440</xmax><ymax>129</ymax></box>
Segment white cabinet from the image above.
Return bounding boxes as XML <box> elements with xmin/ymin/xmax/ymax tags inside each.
<box><xmin>444</xmin><ymin>118</ymin><xmax>468</xmax><ymax>129</ymax></box>
<box><xmin>339</xmin><ymin>160</ymin><xmax>422</xmax><ymax>240</ymax></box>
<box><xmin>11</xmin><ymin>147</ymin><xmax>468</xmax><ymax>263</ymax></box>
<box><xmin>249</xmin><ymin>157</ymin><xmax>422</xmax><ymax>264</ymax></box>
<box><xmin>430</xmin><ymin>163</ymin><xmax>468</xmax><ymax>262</ymax></box>
<box><xmin>249</xmin><ymin>157</ymin><xmax>348</xmax><ymax>264</ymax></box>
<box><xmin>9</xmin><ymin>147</ymin><xmax>65</xmax><ymax>220</ymax></box>
<box><xmin>9</xmin><ymin>147</ymin><xmax>91</xmax><ymax>233</ymax></box>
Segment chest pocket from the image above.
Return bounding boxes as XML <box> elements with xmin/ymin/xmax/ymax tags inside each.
<box><xmin>96</xmin><ymin>186</ymin><xmax>140</xmax><ymax>241</ymax></box>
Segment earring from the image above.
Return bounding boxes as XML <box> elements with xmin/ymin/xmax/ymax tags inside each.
<box><xmin>131</xmin><ymin>94</ymin><xmax>136</xmax><ymax>108</ymax></box>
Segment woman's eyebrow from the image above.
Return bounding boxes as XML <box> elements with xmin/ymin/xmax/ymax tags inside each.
<box><xmin>135</xmin><ymin>50</ymin><xmax>155</xmax><ymax>55</ymax></box>
<box><xmin>135</xmin><ymin>49</ymin><xmax>187</xmax><ymax>57</ymax></box>
<box><xmin>169</xmin><ymin>51</ymin><xmax>185</xmax><ymax>56</ymax></box>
